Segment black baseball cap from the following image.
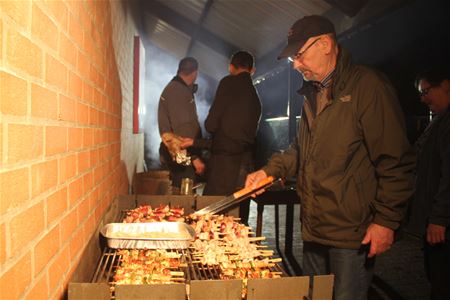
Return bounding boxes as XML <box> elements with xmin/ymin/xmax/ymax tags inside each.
<box><xmin>278</xmin><ymin>15</ymin><xmax>335</xmax><ymax>59</ymax></box>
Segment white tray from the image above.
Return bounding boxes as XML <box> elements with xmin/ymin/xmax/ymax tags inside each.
<box><xmin>100</xmin><ymin>222</ymin><xmax>195</xmax><ymax>249</ymax></box>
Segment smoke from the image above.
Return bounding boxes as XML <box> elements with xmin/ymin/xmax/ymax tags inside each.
<box><xmin>140</xmin><ymin>44</ymin><xmax>216</xmax><ymax>169</ymax></box>
<box><xmin>193</xmin><ymin>75</ymin><xmax>217</xmax><ymax>138</ymax></box>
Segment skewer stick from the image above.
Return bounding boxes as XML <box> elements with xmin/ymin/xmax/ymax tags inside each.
<box><xmin>168</xmin><ymin>263</ymin><xmax>187</xmax><ymax>268</ymax></box>
<box><xmin>170</xmin><ymin>271</ymin><xmax>185</xmax><ymax>277</ymax></box>
<box><xmin>258</xmin><ymin>250</ymin><xmax>273</xmax><ymax>253</ymax></box>
<box><xmin>170</xmin><ymin>278</ymin><xmax>186</xmax><ymax>282</ymax></box>
<box><xmin>271</xmin><ymin>272</ymin><xmax>283</xmax><ymax>275</ymax></box>
<box><xmin>248</xmin><ymin>236</ymin><xmax>266</xmax><ymax>241</ymax></box>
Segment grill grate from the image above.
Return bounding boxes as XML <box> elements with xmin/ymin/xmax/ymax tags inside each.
<box><xmin>92</xmin><ymin>209</ymin><xmax>289</xmax><ymax>298</ymax></box>
<box><xmin>92</xmin><ymin>246</ymin><xmax>287</xmax><ymax>284</ymax></box>
<box><xmin>92</xmin><ymin>247</ymin><xmax>120</xmax><ymax>283</ymax></box>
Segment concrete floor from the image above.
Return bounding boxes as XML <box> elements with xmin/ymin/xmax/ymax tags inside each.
<box><xmin>247</xmin><ymin>201</ymin><xmax>431</xmax><ymax>300</ymax></box>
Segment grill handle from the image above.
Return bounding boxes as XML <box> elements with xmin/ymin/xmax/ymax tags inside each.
<box><xmin>233</xmin><ymin>176</ymin><xmax>275</xmax><ymax>199</ymax></box>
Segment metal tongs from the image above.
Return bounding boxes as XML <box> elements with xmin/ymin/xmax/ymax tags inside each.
<box><xmin>194</xmin><ymin>176</ymin><xmax>281</xmax><ymax>215</ymax></box>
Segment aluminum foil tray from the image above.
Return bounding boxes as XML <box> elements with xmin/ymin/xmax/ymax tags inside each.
<box><xmin>100</xmin><ymin>222</ymin><xmax>195</xmax><ymax>249</ymax></box>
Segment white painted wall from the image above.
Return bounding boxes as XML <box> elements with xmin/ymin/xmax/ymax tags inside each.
<box><xmin>110</xmin><ymin>0</ymin><xmax>145</xmax><ymax>187</ymax></box>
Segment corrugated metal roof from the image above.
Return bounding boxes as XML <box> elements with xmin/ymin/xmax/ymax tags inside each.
<box><xmin>161</xmin><ymin>0</ymin><xmax>208</xmax><ymax>23</ymax></box>
<box><xmin>143</xmin><ymin>10</ymin><xmax>229</xmax><ymax>79</ymax></box>
<box><xmin>144</xmin><ymin>14</ymin><xmax>191</xmax><ymax>59</ymax></box>
<box><xmin>137</xmin><ymin>0</ymin><xmax>407</xmax><ymax>81</ymax></box>
<box><xmin>190</xmin><ymin>40</ymin><xmax>230</xmax><ymax>80</ymax></box>
<box><xmin>203</xmin><ymin>0</ymin><xmax>331</xmax><ymax>58</ymax></box>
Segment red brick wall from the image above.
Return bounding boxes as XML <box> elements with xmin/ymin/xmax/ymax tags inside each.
<box><xmin>0</xmin><ymin>1</ymin><xmax>128</xmax><ymax>299</ymax></box>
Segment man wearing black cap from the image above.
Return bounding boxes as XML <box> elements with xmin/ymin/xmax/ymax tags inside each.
<box><xmin>246</xmin><ymin>15</ymin><xmax>415</xmax><ymax>299</ymax></box>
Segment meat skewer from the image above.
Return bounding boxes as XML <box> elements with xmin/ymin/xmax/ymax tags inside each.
<box><xmin>112</xmin><ymin>203</ymin><xmax>285</xmax><ymax>296</ymax></box>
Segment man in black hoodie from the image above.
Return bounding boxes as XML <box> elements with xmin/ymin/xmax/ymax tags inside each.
<box><xmin>182</xmin><ymin>51</ymin><xmax>261</xmax><ymax>223</ymax></box>
<box><xmin>205</xmin><ymin>51</ymin><xmax>262</xmax><ymax>223</ymax></box>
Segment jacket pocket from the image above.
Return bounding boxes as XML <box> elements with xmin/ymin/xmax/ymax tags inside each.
<box><xmin>353</xmin><ymin>174</ymin><xmax>374</xmax><ymax>229</ymax></box>
<box><xmin>341</xmin><ymin>177</ymin><xmax>366</xmax><ymax>225</ymax></box>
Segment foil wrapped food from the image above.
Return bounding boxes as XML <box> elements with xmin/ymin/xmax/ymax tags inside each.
<box><xmin>101</xmin><ymin>222</ymin><xmax>195</xmax><ymax>249</ymax></box>
<box><xmin>161</xmin><ymin>132</ymin><xmax>192</xmax><ymax>166</ymax></box>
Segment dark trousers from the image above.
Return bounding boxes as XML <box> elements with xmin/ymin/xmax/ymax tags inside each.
<box><xmin>424</xmin><ymin>239</ymin><xmax>450</xmax><ymax>300</ymax></box>
<box><xmin>235</xmin><ymin>161</ymin><xmax>253</xmax><ymax>225</ymax></box>
<box><xmin>303</xmin><ymin>241</ymin><xmax>375</xmax><ymax>300</ymax></box>
<box><xmin>204</xmin><ymin>153</ymin><xmax>254</xmax><ymax>224</ymax></box>
<box><xmin>168</xmin><ymin>164</ymin><xmax>196</xmax><ymax>188</ymax></box>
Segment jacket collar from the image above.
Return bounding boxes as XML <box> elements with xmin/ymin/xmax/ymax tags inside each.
<box><xmin>171</xmin><ymin>75</ymin><xmax>196</xmax><ymax>94</ymax></box>
<box><xmin>331</xmin><ymin>46</ymin><xmax>353</xmax><ymax>98</ymax></box>
<box><xmin>171</xmin><ymin>75</ymin><xmax>188</xmax><ymax>87</ymax></box>
<box><xmin>298</xmin><ymin>45</ymin><xmax>353</xmax><ymax>99</ymax></box>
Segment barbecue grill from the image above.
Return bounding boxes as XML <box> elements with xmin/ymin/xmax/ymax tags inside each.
<box><xmin>68</xmin><ymin>195</ymin><xmax>334</xmax><ymax>300</ymax></box>
<box><xmin>94</xmin><ymin>206</ymin><xmax>286</xmax><ymax>289</ymax></box>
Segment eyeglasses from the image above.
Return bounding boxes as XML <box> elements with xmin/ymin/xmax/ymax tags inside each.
<box><xmin>418</xmin><ymin>86</ymin><xmax>434</xmax><ymax>97</ymax></box>
<box><xmin>288</xmin><ymin>38</ymin><xmax>321</xmax><ymax>62</ymax></box>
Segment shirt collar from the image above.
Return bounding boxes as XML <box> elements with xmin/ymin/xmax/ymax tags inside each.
<box><xmin>311</xmin><ymin>69</ymin><xmax>335</xmax><ymax>92</ymax></box>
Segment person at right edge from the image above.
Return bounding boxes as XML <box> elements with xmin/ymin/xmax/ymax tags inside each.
<box><xmin>408</xmin><ymin>67</ymin><xmax>450</xmax><ymax>300</ymax></box>
<box><xmin>245</xmin><ymin>15</ymin><xmax>415</xmax><ymax>299</ymax></box>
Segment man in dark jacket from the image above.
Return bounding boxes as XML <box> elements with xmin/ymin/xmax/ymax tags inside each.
<box><xmin>205</xmin><ymin>51</ymin><xmax>262</xmax><ymax>224</ymax></box>
<box><xmin>245</xmin><ymin>16</ymin><xmax>415</xmax><ymax>299</ymax></box>
<box><xmin>408</xmin><ymin>67</ymin><xmax>450</xmax><ymax>300</ymax></box>
<box><xmin>183</xmin><ymin>51</ymin><xmax>261</xmax><ymax>223</ymax></box>
<box><xmin>158</xmin><ymin>57</ymin><xmax>205</xmax><ymax>189</ymax></box>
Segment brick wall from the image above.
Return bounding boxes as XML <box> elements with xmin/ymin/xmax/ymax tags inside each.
<box><xmin>0</xmin><ymin>1</ymin><xmax>129</xmax><ymax>299</ymax></box>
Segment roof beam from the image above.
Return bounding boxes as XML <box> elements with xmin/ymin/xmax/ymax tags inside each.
<box><xmin>141</xmin><ymin>0</ymin><xmax>240</xmax><ymax>58</ymax></box>
<box><xmin>186</xmin><ymin>0</ymin><xmax>214</xmax><ymax>56</ymax></box>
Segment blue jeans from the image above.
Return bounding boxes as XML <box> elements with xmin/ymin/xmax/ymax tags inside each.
<box><xmin>303</xmin><ymin>241</ymin><xmax>375</xmax><ymax>300</ymax></box>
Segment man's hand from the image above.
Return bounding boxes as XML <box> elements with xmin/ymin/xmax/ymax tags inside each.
<box><xmin>180</xmin><ymin>137</ymin><xmax>194</xmax><ymax>149</ymax></box>
<box><xmin>192</xmin><ymin>158</ymin><xmax>205</xmax><ymax>175</ymax></box>
<box><xmin>245</xmin><ymin>170</ymin><xmax>268</xmax><ymax>197</ymax></box>
<box><xmin>361</xmin><ymin>223</ymin><xmax>394</xmax><ymax>258</ymax></box>
<box><xmin>426</xmin><ymin>223</ymin><xmax>446</xmax><ymax>245</ymax></box>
